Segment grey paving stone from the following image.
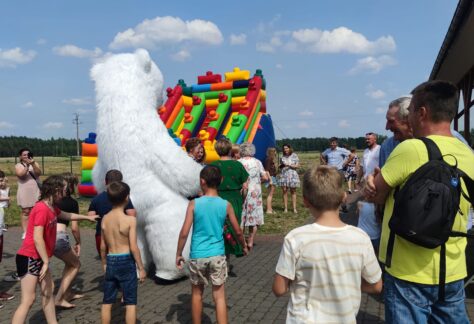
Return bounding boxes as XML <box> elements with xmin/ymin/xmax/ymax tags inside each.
<box><xmin>1</xmin><ymin>226</ymin><xmax>473</xmax><ymax>323</ymax></box>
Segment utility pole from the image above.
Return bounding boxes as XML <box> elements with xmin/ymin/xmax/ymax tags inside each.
<box><xmin>72</xmin><ymin>113</ymin><xmax>82</xmax><ymax>156</ymax></box>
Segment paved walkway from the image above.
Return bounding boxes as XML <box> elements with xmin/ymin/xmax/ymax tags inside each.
<box><xmin>1</xmin><ymin>223</ymin><xmax>473</xmax><ymax>323</ymax></box>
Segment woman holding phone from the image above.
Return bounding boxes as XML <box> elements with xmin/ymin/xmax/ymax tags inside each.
<box><xmin>15</xmin><ymin>148</ymin><xmax>41</xmax><ymax>240</ymax></box>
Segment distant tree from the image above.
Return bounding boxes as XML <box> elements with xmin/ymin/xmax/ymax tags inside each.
<box><xmin>276</xmin><ymin>135</ymin><xmax>386</xmax><ymax>152</ymax></box>
<box><xmin>0</xmin><ymin>136</ymin><xmax>79</xmax><ymax>157</ymax></box>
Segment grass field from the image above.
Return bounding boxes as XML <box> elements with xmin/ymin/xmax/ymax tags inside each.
<box><xmin>0</xmin><ymin>152</ymin><xmax>350</xmax><ymax>235</ymax></box>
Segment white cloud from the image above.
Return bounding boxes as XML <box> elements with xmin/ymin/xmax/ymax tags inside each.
<box><xmin>0</xmin><ymin>48</ymin><xmax>36</xmax><ymax>68</ymax></box>
<box><xmin>349</xmin><ymin>55</ymin><xmax>397</xmax><ymax>74</ymax></box>
<box><xmin>270</xmin><ymin>36</ymin><xmax>282</xmax><ymax>47</ymax></box>
<box><xmin>256</xmin><ymin>14</ymin><xmax>281</xmax><ymax>34</ymax></box>
<box><xmin>257</xmin><ymin>27</ymin><xmax>396</xmax><ymax>56</ymax></box>
<box><xmin>298</xmin><ymin>121</ymin><xmax>310</xmax><ymax>129</ymax></box>
<box><xmin>22</xmin><ymin>101</ymin><xmax>34</xmax><ymax>108</ymax></box>
<box><xmin>366</xmin><ymin>88</ymin><xmax>386</xmax><ymax>99</ymax></box>
<box><xmin>53</xmin><ymin>45</ymin><xmax>103</xmax><ymax>58</ymax></box>
<box><xmin>375</xmin><ymin>107</ymin><xmax>386</xmax><ymax>114</ymax></box>
<box><xmin>37</xmin><ymin>38</ymin><xmax>47</xmax><ymax>45</ymax></box>
<box><xmin>338</xmin><ymin>119</ymin><xmax>350</xmax><ymax>128</ymax></box>
<box><xmin>230</xmin><ymin>33</ymin><xmax>247</xmax><ymax>45</ymax></box>
<box><xmin>299</xmin><ymin>110</ymin><xmax>314</xmax><ymax>117</ymax></box>
<box><xmin>256</xmin><ymin>42</ymin><xmax>275</xmax><ymax>53</ymax></box>
<box><xmin>0</xmin><ymin>121</ymin><xmax>14</xmax><ymax>129</ymax></box>
<box><xmin>172</xmin><ymin>50</ymin><xmax>191</xmax><ymax>62</ymax></box>
<box><xmin>109</xmin><ymin>16</ymin><xmax>223</xmax><ymax>49</ymax></box>
<box><xmin>291</xmin><ymin>27</ymin><xmax>395</xmax><ymax>54</ymax></box>
<box><xmin>62</xmin><ymin>98</ymin><xmax>92</xmax><ymax>105</ymax></box>
<box><xmin>43</xmin><ymin>122</ymin><xmax>63</xmax><ymax>129</ymax></box>
<box><xmin>275</xmin><ymin>63</ymin><xmax>283</xmax><ymax>69</ymax></box>
<box><xmin>76</xmin><ymin>108</ymin><xmax>94</xmax><ymax>114</ymax></box>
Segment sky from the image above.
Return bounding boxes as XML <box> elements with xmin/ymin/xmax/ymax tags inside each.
<box><xmin>0</xmin><ymin>0</ymin><xmax>466</xmax><ymax>140</ymax></box>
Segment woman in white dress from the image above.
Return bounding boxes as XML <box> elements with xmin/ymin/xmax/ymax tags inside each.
<box><xmin>238</xmin><ymin>143</ymin><xmax>268</xmax><ymax>249</ymax></box>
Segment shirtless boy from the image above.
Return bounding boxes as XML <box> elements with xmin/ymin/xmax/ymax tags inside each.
<box><xmin>100</xmin><ymin>181</ymin><xmax>146</xmax><ymax>324</ymax></box>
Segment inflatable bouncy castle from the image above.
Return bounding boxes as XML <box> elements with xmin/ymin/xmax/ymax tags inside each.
<box><xmin>78</xmin><ymin>132</ymin><xmax>98</xmax><ymax>196</ymax></box>
<box><xmin>158</xmin><ymin>68</ymin><xmax>276</xmax><ymax>162</ymax></box>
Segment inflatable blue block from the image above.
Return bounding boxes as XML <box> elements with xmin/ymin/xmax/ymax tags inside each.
<box><xmin>253</xmin><ymin>114</ymin><xmax>276</xmax><ymax>163</ymax></box>
<box><xmin>191</xmin><ymin>84</ymin><xmax>211</xmax><ymax>93</ymax></box>
<box><xmin>84</xmin><ymin>132</ymin><xmax>97</xmax><ymax>144</ymax></box>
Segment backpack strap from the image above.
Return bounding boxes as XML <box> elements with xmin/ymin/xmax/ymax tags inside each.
<box><xmin>457</xmin><ymin>169</ymin><xmax>474</xmax><ymax>205</ymax></box>
<box><xmin>419</xmin><ymin>137</ymin><xmax>442</xmax><ymax>161</ymax></box>
<box><xmin>439</xmin><ymin>244</ymin><xmax>446</xmax><ymax>301</ymax></box>
<box><xmin>385</xmin><ymin>231</ymin><xmax>395</xmax><ymax>268</ymax></box>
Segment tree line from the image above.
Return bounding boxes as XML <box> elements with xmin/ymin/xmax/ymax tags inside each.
<box><xmin>0</xmin><ymin>135</ymin><xmax>376</xmax><ymax>157</ymax></box>
<box><xmin>276</xmin><ymin>129</ymin><xmax>474</xmax><ymax>152</ymax></box>
<box><xmin>275</xmin><ymin>136</ymin><xmax>388</xmax><ymax>152</ymax></box>
<box><xmin>0</xmin><ymin>136</ymin><xmax>78</xmax><ymax>157</ymax></box>
<box><xmin>1</xmin><ymin>130</ymin><xmax>473</xmax><ymax>157</ymax></box>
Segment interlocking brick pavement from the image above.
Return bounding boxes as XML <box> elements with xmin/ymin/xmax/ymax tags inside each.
<box><xmin>1</xmin><ymin>224</ymin><xmax>474</xmax><ymax>323</ymax></box>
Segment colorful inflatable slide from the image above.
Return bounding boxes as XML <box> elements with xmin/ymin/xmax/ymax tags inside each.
<box><xmin>78</xmin><ymin>132</ymin><xmax>98</xmax><ymax>197</ymax></box>
<box><xmin>78</xmin><ymin>68</ymin><xmax>275</xmax><ymax>196</ymax></box>
<box><xmin>158</xmin><ymin>68</ymin><xmax>276</xmax><ymax>162</ymax></box>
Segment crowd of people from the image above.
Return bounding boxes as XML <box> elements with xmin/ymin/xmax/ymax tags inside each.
<box><xmin>0</xmin><ymin>138</ymin><xmax>294</xmax><ymax>322</ymax></box>
<box><xmin>273</xmin><ymin>80</ymin><xmax>474</xmax><ymax>323</ymax></box>
<box><xmin>1</xmin><ymin>80</ymin><xmax>474</xmax><ymax>323</ymax></box>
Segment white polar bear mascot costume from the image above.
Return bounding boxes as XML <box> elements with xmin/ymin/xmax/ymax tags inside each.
<box><xmin>90</xmin><ymin>49</ymin><xmax>202</xmax><ymax>280</ymax></box>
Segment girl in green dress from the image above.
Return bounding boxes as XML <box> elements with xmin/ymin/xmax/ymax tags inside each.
<box><xmin>211</xmin><ymin>138</ymin><xmax>249</xmax><ymax>257</ymax></box>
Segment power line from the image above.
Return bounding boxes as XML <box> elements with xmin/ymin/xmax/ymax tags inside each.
<box><xmin>72</xmin><ymin>113</ymin><xmax>82</xmax><ymax>156</ymax></box>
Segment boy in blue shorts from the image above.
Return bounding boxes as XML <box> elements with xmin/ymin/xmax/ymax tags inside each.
<box><xmin>100</xmin><ymin>181</ymin><xmax>146</xmax><ymax>324</ymax></box>
<box><xmin>176</xmin><ymin>165</ymin><xmax>248</xmax><ymax>324</ymax></box>
<box><xmin>88</xmin><ymin>169</ymin><xmax>135</xmax><ymax>256</ymax></box>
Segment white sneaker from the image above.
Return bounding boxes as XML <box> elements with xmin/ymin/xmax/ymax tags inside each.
<box><xmin>21</xmin><ymin>232</ymin><xmax>25</xmax><ymax>240</ymax></box>
<box><xmin>3</xmin><ymin>274</ymin><xmax>20</xmax><ymax>282</ymax></box>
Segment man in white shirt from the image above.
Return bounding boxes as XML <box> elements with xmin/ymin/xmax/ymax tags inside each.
<box><xmin>362</xmin><ymin>132</ymin><xmax>380</xmax><ymax>179</ymax></box>
<box><xmin>320</xmin><ymin>137</ymin><xmax>351</xmax><ymax>172</ymax></box>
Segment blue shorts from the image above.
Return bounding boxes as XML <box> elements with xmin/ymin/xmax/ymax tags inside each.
<box><xmin>103</xmin><ymin>253</ymin><xmax>137</xmax><ymax>305</ymax></box>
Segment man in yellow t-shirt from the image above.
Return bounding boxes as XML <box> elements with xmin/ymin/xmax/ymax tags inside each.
<box><xmin>365</xmin><ymin>80</ymin><xmax>474</xmax><ymax>324</ymax></box>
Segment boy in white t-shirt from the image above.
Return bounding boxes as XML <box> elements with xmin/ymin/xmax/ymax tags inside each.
<box><xmin>273</xmin><ymin>166</ymin><xmax>382</xmax><ymax>323</ymax></box>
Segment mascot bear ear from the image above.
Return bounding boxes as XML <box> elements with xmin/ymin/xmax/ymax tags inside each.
<box><xmin>135</xmin><ymin>48</ymin><xmax>152</xmax><ymax>74</ymax></box>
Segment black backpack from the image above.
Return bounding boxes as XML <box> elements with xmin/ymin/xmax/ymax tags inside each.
<box><xmin>385</xmin><ymin>137</ymin><xmax>474</xmax><ymax>300</ymax></box>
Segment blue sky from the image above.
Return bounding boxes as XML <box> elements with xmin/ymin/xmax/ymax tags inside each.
<box><xmin>0</xmin><ymin>0</ymin><xmax>464</xmax><ymax>140</ymax></box>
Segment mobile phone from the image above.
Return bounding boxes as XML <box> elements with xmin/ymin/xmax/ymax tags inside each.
<box><xmin>27</xmin><ymin>152</ymin><xmax>33</xmax><ymax>159</ymax></box>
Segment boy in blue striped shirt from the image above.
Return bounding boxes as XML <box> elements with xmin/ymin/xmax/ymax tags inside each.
<box><xmin>176</xmin><ymin>165</ymin><xmax>248</xmax><ymax>324</ymax></box>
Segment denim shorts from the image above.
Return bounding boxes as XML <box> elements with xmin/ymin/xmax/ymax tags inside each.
<box><xmin>384</xmin><ymin>272</ymin><xmax>469</xmax><ymax>324</ymax></box>
<box><xmin>54</xmin><ymin>231</ymin><xmax>71</xmax><ymax>257</ymax></box>
<box><xmin>103</xmin><ymin>253</ymin><xmax>137</xmax><ymax>305</ymax></box>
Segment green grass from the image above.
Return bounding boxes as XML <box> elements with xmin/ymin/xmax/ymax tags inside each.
<box><xmin>0</xmin><ymin>151</ymin><xmax>361</xmax><ymax>235</ymax></box>
<box><xmin>0</xmin><ymin>156</ymin><xmax>94</xmax><ymax>229</ymax></box>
